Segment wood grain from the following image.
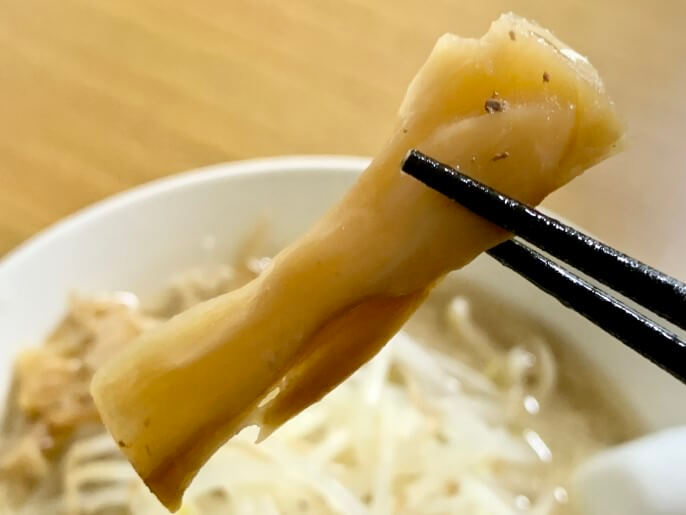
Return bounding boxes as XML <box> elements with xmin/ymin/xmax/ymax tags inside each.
<box><xmin>1</xmin><ymin>0</ymin><xmax>685</xmax><ymax>278</ymax></box>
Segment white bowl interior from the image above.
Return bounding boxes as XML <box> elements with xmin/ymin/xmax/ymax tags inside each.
<box><xmin>0</xmin><ymin>156</ymin><xmax>684</xmax><ymax>430</ymax></box>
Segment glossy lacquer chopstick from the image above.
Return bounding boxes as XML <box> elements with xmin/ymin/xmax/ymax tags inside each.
<box><xmin>402</xmin><ymin>149</ymin><xmax>686</xmax><ymax>383</ymax></box>
<box><xmin>402</xmin><ymin>150</ymin><xmax>686</xmax><ymax>330</ymax></box>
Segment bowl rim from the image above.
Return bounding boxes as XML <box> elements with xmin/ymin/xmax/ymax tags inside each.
<box><xmin>3</xmin><ymin>154</ymin><xmax>685</xmax><ymax>430</ymax></box>
<box><xmin>0</xmin><ymin>155</ymin><xmax>372</xmax><ymax>273</ymax></box>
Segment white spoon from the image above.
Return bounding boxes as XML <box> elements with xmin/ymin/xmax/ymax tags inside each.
<box><xmin>574</xmin><ymin>426</ymin><xmax>686</xmax><ymax>515</ymax></box>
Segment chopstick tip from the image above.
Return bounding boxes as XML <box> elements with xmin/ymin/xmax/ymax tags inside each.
<box><xmin>401</xmin><ymin>149</ymin><xmax>435</xmax><ymax>178</ymax></box>
<box><xmin>401</xmin><ymin>148</ymin><xmax>421</xmax><ymax>169</ymax></box>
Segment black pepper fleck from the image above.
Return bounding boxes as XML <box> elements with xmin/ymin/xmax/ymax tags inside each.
<box><xmin>485</xmin><ymin>97</ymin><xmax>506</xmax><ymax>114</ymax></box>
<box><xmin>509</xmin><ymin>30</ymin><xmax>516</xmax><ymax>41</ymax></box>
<box><xmin>492</xmin><ymin>151</ymin><xmax>510</xmax><ymax>161</ymax></box>
<box><xmin>145</xmin><ymin>444</ymin><xmax>151</xmax><ymax>456</ymax></box>
<box><xmin>543</xmin><ymin>71</ymin><xmax>550</xmax><ymax>83</ymax></box>
<box><xmin>117</xmin><ymin>440</ymin><xmax>126</xmax><ymax>448</ymax></box>
<box><xmin>402</xmin><ymin>128</ymin><xmax>408</xmax><ymax>134</ymax></box>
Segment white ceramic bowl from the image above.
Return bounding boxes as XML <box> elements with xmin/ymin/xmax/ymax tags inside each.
<box><xmin>0</xmin><ymin>156</ymin><xmax>684</xmax><ymax>432</ymax></box>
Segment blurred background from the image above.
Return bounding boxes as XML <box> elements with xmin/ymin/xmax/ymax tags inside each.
<box><xmin>1</xmin><ymin>0</ymin><xmax>684</xmax><ymax>278</ymax></box>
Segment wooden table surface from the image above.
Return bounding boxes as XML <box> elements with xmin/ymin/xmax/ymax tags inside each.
<box><xmin>1</xmin><ymin>0</ymin><xmax>685</xmax><ymax>279</ymax></box>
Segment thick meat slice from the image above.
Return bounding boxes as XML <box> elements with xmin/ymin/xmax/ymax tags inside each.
<box><xmin>91</xmin><ymin>13</ymin><xmax>623</xmax><ymax>511</ymax></box>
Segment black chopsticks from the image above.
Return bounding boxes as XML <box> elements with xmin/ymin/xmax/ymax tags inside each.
<box><xmin>401</xmin><ymin>149</ymin><xmax>686</xmax><ymax>384</ymax></box>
